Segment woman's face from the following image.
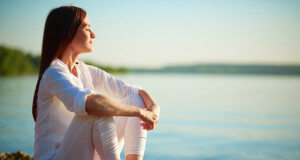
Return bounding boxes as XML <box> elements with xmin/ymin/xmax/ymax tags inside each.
<box><xmin>70</xmin><ymin>16</ymin><xmax>96</xmax><ymax>53</ymax></box>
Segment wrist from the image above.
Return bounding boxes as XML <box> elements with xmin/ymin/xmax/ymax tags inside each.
<box><xmin>148</xmin><ymin>103</ymin><xmax>159</xmax><ymax>112</ymax></box>
<box><xmin>137</xmin><ymin>108</ymin><xmax>143</xmax><ymax>118</ymax></box>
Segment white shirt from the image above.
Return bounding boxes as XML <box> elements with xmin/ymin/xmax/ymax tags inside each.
<box><xmin>34</xmin><ymin>58</ymin><xmax>141</xmax><ymax>160</ymax></box>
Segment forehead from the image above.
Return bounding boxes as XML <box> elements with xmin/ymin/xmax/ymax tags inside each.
<box><xmin>81</xmin><ymin>17</ymin><xmax>90</xmax><ymax>27</ymax></box>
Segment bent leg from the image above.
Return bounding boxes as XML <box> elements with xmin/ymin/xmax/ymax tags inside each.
<box><xmin>54</xmin><ymin>115</ymin><xmax>96</xmax><ymax>160</ymax></box>
<box><xmin>115</xmin><ymin>94</ymin><xmax>147</xmax><ymax>160</ymax></box>
<box><xmin>55</xmin><ymin>115</ymin><xmax>120</xmax><ymax>160</ymax></box>
<box><xmin>56</xmin><ymin>94</ymin><xmax>146</xmax><ymax>160</ymax></box>
<box><xmin>92</xmin><ymin>116</ymin><xmax>119</xmax><ymax>160</ymax></box>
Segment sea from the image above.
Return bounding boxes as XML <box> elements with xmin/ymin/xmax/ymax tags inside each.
<box><xmin>0</xmin><ymin>73</ymin><xmax>300</xmax><ymax>160</ymax></box>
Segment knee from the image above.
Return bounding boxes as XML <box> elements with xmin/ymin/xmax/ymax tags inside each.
<box><xmin>122</xmin><ymin>94</ymin><xmax>145</xmax><ymax>109</ymax></box>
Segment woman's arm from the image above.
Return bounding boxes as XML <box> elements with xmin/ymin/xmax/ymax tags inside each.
<box><xmin>85</xmin><ymin>94</ymin><xmax>155</xmax><ymax>125</ymax></box>
<box><xmin>87</xmin><ymin>65</ymin><xmax>141</xmax><ymax>99</ymax></box>
<box><xmin>138</xmin><ymin>89</ymin><xmax>160</xmax><ymax>130</ymax></box>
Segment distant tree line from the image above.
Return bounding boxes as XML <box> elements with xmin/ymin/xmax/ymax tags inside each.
<box><xmin>85</xmin><ymin>61</ymin><xmax>129</xmax><ymax>74</ymax></box>
<box><xmin>0</xmin><ymin>45</ymin><xmax>40</xmax><ymax>76</ymax></box>
<box><xmin>0</xmin><ymin>45</ymin><xmax>128</xmax><ymax>76</ymax></box>
<box><xmin>132</xmin><ymin>63</ymin><xmax>300</xmax><ymax>75</ymax></box>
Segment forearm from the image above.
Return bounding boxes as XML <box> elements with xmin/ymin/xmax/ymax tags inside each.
<box><xmin>138</xmin><ymin>89</ymin><xmax>160</xmax><ymax>111</ymax></box>
<box><xmin>85</xmin><ymin>94</ymin><xmax>141</xmax><ymax>117</ymax></box>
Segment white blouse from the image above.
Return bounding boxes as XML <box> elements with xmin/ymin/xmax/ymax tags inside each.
<box><xmin>34</xmin><ymin>58</ymin><xmax>141</xmax><ymax>160</ymax></box>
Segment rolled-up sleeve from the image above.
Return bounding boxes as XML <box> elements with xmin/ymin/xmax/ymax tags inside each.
<box><xmin>44</xmin><ymin>68</ymin><xmax>95</xmax><ymax>115</ymax></box>
<box><xmin>87</xmin><ymin>65</ymin><xmax>142</xmax><ymax>99</ymax></box>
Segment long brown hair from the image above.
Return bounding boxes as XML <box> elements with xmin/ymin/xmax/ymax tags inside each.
<box><xmin>32</xmin><ymin>6</ymin><xmax>86</xmax><ymax>121</ymax></box>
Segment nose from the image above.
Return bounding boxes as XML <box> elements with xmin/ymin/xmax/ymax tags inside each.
<box><xmin>91</xmin><ymin>30</ymin><xmax>96</xmax><ymax>39</ymax></box>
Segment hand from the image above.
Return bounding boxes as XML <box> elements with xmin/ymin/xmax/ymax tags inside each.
<box><xmin>137</xmin><ymin>89</ymin><xmax>160</xmax><ymax>130</ymax></box>
<box><xmin>138</xmin><ymin>109</ymin><xmax>156</xmax><ymax>130</ymax></box>
<box><xmin>148</xmin><ymin>104</ymin><xmax>160</xmax><ymax>130</ymax></box>
<box><xmin>140</xmin><ymin>104</ymin><xmax>160</xmax><ymax>130</ymax></box>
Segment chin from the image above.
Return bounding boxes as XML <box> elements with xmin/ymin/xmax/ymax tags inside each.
<box><xmin>85</xmin><ymin>46</ymin><xmax>93</xmax><ymax>53</ymax></box>
<box><xmin>88</xmin><ymin>45</ymin><xmax>93</xmax><ymax>52</ymax></box>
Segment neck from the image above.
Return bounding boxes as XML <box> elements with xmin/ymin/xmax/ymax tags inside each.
<box><xmin>60</xmin><ymin>47</ymin><xmax>80</xmax><ymax>77</ymax></box>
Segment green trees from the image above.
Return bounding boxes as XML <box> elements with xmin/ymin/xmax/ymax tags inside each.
<box><xmin>0</xmin><ymin>45</ymin><xmax>128</xmax><ymax>76</ymax></box>
<box><xmin>0</xmin><ymin>45</ymin><xmax>40</xmax><ymax>76</ymax></box>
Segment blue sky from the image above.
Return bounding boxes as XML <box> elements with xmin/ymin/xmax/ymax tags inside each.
<box><xmin>0</xmin><ymin>0</ymin><xmax>299</xmax><ymax>68</ymax></box>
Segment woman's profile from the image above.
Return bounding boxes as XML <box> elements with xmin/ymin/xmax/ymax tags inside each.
<box><xmin>32</xmin><ymin>6</ymin><xmax>160</xmax><ymax>160</ymax></box>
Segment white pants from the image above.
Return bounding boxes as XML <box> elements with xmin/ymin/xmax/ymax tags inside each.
<box><xmin>54</xmin><ymin>94</ymin><xmax>147</xmax><ymax>160</ymax></box>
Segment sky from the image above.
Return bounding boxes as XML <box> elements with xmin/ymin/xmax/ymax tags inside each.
<box><xmin>0</xmin><ymin>0</ymin><xmax>300</xmax><ymax>68</ymax></box>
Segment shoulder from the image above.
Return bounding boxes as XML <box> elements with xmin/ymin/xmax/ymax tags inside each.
<box><xmin>76</xmin><ymin>59</ymin><xmax>97</xmax><ymax>75</ymax></box>
<box><xmin>77</xmin><ymin>60</ymin><xmax>105</xmax><ymax>73</ymax></box>
<box><xmin>76</xmin><ymin>60</ymin><xmax>96</xmax><ymax>68</ymax></box>
<box><xmin>76</xmin><ymin>59</ymin><xmax>93</xmax><ymax>70</ymax></box>
<box><xmin>42</xmin><ymin>59</ymin><xmax>70</xmax><ymax>81</ymax></box>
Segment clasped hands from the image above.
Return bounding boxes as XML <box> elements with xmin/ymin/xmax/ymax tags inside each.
<box><xmin>139</xmin><ymin>104</ymin><xmax>160</xmax><ymax>131</ymax></box>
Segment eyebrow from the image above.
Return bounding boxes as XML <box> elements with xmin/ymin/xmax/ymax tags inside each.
<box><xmin>83</xmin><ymin>23</ymin><xmax>91</xmax><ymax>27</ymax></box>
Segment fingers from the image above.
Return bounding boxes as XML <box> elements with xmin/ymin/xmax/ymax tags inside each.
<box><xmin>140</xmin><ymin>119</ymin><xmax>159</xmax><ymax>130</ymax></box>
<box><xmin>140</xmin><ymin>122</ymin><xmax>154</xmax><ymax>130</ymax></box>
<box><xmin>140</xmin><ymin>113</ymin><xmax>160</xmax><ymax>130</ymax></box>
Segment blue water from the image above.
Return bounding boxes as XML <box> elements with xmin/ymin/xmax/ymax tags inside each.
<box><xmin>0</xmin><ymin>74</ymin><xmax>300</xmax><ymax>160</ymax></box>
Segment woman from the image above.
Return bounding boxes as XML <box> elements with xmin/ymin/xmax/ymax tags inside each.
<box><xmin>32</xmin><ymin>6</ymin><xmax>160</xmax><ymax>160</ymax></box>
